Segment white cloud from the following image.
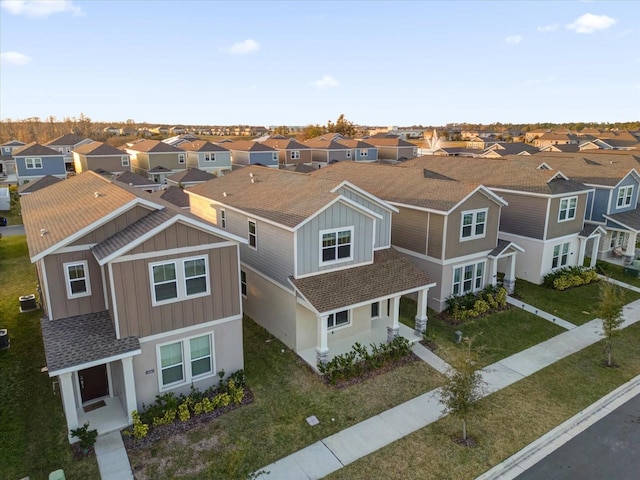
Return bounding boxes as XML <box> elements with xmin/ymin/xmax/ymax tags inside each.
<box><xmin>311</xmin><ymin>75</ymin><xmax>339</xmax><ymax>89</ymax></box>
<box><xmin>1</xmin><ymin>0</ymin><xmax>82</xmax><ymax>17</ymax></box>
<box><xmin>566</xmin><ymin>13</ymin><xmax>616</xmax><ymax>33</ymax></box>
<box><xmin>537</xmin><ymin>24</ymin><xmax>558</xmax><ymax>32</ymax></box>
<box><xmin>0</xmin><ymin>51</ymin><xmax>32</xmax><ymax>66</ymax></box>
<box><xmin>505</xmin><ymin>35</ymin><xmax>523</xmax><ymax>45</ymax></box>
<box><xmin>223</xmin><ymin>39</ymin><xmax>261</xmax><ymax>55</ymax></box>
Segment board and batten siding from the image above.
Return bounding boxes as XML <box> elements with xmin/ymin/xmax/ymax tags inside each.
<box><xmin>337</xmin><ymin>186</ymin><xmax>391</xmax><ymax>249</ymax></box>
<box><xmin>112</xmin><ymin>244</ymin><xmax>240</xmax><ymax>338</ymax></box>
<box><xmin>445</xmin><ymin>191</ymin><xmax>501</xmax><ymax>259</ymax></box>
<box><xmin>70</xmin><ymin>205</ymin><xmax>154</xmax><ymax>246</ymax></box>
<box><xmin>127</xmin><ymin>222</ymin><xmax>225</xmax><ymax>254</ymax></box>
<box><xmin>498</xmin><ymin>192</ymin><xmax>547</xmax><ymax>239</ymax></box>
<box><xmin>296</xmin><ymin>201</ymin><xmax>374</xmax><ymax>276</ymax></box>
<box><xmin>44</xmin><ymin>251</ymin><xmax>105</xmax><ymax>320</ymax></box>
<box><xmin>391</xmin><ymin>206</ymin><xmax>428</xmax><ymax>254</ymax></box>
<box><xmin>546</xmin><ymin>193</ymin><xmax>587</xmax><ymax>240</ymax></box>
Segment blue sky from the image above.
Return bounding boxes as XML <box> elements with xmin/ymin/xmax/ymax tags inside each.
<box><xmin>1</xmin><ymin>0</ymin><xmax>639</xmax><ymax>126</ymax></box>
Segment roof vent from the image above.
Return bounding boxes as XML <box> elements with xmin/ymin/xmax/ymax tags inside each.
<box><xmin>94</xmin><ymin>191</ymin><xmax>102</xmax><ymax>198</ymax></box>
<box><xmin>223</xmin><ymin>192</ymin><xmax>227</xmax><ymax>197</ymax></box>
<box><xmin>249</xmin><ymin>172</ymin><xmax>254</xmax><ymax>178</ymax></box>
<box><xmin>40</xmin><ymin>228</ymin><xmax>48</xmax><ymax>236</ymax></box>
<box><xmin>251</xmin><ymin>177</ymin><xmax>257</xmax><ymax>184</ymax></box>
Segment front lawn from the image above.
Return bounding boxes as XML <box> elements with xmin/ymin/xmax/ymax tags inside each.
<box><xmin>596</xmin><ymin>259</ymin><xmax>640</xmax><ymax>289</ymax></box>
<box><xmin>514</xmin><ymin>278</ymin><xmax>640</xmax><ymax>325</ymax></box>
<box><xmin>126</xmin><ymin>316</ymin><xmax>446</xmax><ymax>479</ymax></box>
<box><xmin>326</xmin><ymin>320</ymin><xmax>640</xmax><ymax>480</ymax></box>
<box><xmin>0</xmin><ymin>236</ymin><xmax>99</xmax><ymax>480</ymax></box>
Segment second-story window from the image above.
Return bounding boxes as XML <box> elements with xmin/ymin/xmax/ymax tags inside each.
<box><xmin>25</xmin><ymin>157</ymin><xmax>43</xmax><ymax>169</ymax></box>
<box><xmin>272</xmin><ymin>152</ymin><xmax>278</xmax><ymax>162</ymax></box>
<box><xmin>204</xmin><ymin>153</ymin><xmax>215</xmax><ymax>162</ymax></box>
<box><xmin>149</xmin><ymin>256</ymin><xmax>209</xmax><ymax>306</ymax></box>
<box><xmin>346</xmin><ymin>150</ymin><xmax>352</xmax><ymax>158</ymax></box>
<box><xmin>178</xmin><ymin>153</ymin><xmax>186</xmax><ymax>164</ymax></box>
<box><xmin>64</xmin><ymin>261</ymin><xmax>91</xmax><ymax>299</ymax></box>
<box><xmin>290</xmin><ymin>151</ymin><xmax>300</xmax><ymax>160</ymax></box>
<box><xmin>241</xmin><ymin>270</ymin><xmax>247</xmax><ymax>297</ymax></box>
<box><xmin>320</xmin><ymin>227</ymin><xmax>353</xmax><ymax>265</ymax></box>
<box><xmin>220</xmin><ymin>208</ymin><xmax>226</xmax><ymax>229</ymax></box>
<box><xmin>460</xmin><ymin>209</ymin><xmax>487</xmax><ymax>240</ymax></box>
<box><xmin>248</xmin><ymin>220</ymin><xmax>257</xmax><ymax>249</ymax></box>
<box><xmin>558</xmin><ymin>196</ymin><xmax>577</xmax><ymax>221</ymax></box>
<box><xmin>359</xmin><ymin>149</ymin><xmax>368</xmax><ymax>157</ymax></box>
<box><xmin>121</xmin><ymin>156</ymin><xmax>130</xmax><ymax>167</ymax></box>
<box><xmin>617</xmin><ymin>186</ymin><xmax>633</xmax><ymax>208</ymax></box>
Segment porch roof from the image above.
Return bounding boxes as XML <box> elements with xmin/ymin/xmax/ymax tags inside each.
<box><xmin>41</xmin><ymin>311</ymin><xmax>140</xmax><ymax>375</ymax></box>
<box><xmin>289</xmin><ymin>248</ymin><xmax>435</xmax><ymax>315</ymax></box>
<box><xmin>604</xmin><ymin>208</ymin><xmax>640</xmax><ymax>233</ymax></box>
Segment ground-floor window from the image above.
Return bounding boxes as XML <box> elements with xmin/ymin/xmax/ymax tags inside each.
<box><xmin>371</xmin><ymin>302</ymin><xmax>379</xmax><ymax>318</ymax></box>
<box><xmin>327</xmin><ymin>310</ymin><xmax>350</xmax><ymax>329</ymax></box>
<box><xmin>158</xmin><ymin>333</ymin><xmax>214</xmax><ymax>389</ymax></box>
<box><xmin>241</xmin><ymin>270</ymin><xmax>247</xmax><ymax>297</ymax></box>
<box><xmin>452</xmin><ymin>261</ymin><xmax>485</xmax><ymax>295</ymax></box>
<box><xmin>552</xmin><ymin>242</ymin><xmax>570</xmax><ymax>269</ymax></box>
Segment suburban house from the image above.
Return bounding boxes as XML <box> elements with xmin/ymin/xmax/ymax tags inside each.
<box><xmin>20</xmin><ymin>171</ymin><xmax>246</xmax><ymax>440</ymax></box>
<box><xmin>478</xmin><ymin>142</ymin><xmax>539</xmax><ymax>158</ymax></box>
<box><xmin>533</xmin><ymin>132</ymin><xmax>578</xmax><ymax>149</ymax></box>
<box><xmin>520</xmin><ymin>153</ymin><xmax>640</xmax><ymax>263</ymax></box>
<box><xmin>113</xmin><ymin>171</ymin><xmax>163</xmax><ymax>193</ymax></box>
<box><xmin>72</xmin><ymin>141</ymin><xmax>132</xmax><ymax>175</ymax></box>
<box><xmin>310</xmin><ymin>161</ymin><xmax>520</xmax><ymax>312</ymax></box>
<box><xmin>45</xmin><ymin>133</ymin><xmax>93</xmax><ymax>169</ymax></box>
<box><xmin>1</xmin><ymin>139</ymin><xmax>26</xmax><ymax>156</ymax></box>
<box><xmin>538</xmin><ymin>144</ymin><xmax>581</xmax><ymax>153</ymax></box>
<box><xmin>303</xmin><ymin>133</ymin><xmax>379</xmax><ymax>168</ymax></box>
<box><xmin>402</xmin><ymin>156</ymin><xmax>601</xmax><ymax>285</ymax></box>
<box><xmin>178</xmin><ymin>140</ymin><xmax>232</xmax><ymax>176</ymax></box>
<box><xmin>166</xmin><ymin>168</ymin><xmax>215</xmax><ymax>189</ymax></box>
<box><xmin>18</xmin><ymin>175</ymin><xmax>63</xmax><ymax>195</ymax></box>
<box><xmin>363</xmin><ymin>135</ymin><xmax>418</xmax><ymax>161</ymax></box>
<box><xmin>258</xmin><ymin>135</ymin><xmax>312</xmax><ymax>167</ymax></box>
<box><xmin>162</xmin><ymin>134</ymin><xmax>199</xmax><ymax>147</ymax></box>
<box><xmin>125</xmin><ymin>139</ymin><xmax>188</xmax><ymax>183</ymax></box>
<box><xmin>334</xmin><ymin>137</ymin><xmax>379</xmax><ymax>163</ymax></box>
<box><xmin>13</xmin><ymin>142</ymin><xmax>67</xmax><ymax>185</ymax></box>
<box><xmin>187</xmin><ymin>167</ymin><xmax>436</xmax><ymax>368</ymax></box>
<box><xmin>0</xmin><ymin>139</ymin><xmax>24</xmax><ymax>176</ymax></box>
<box><xmin>222</xmin><ymin>140</ymin><xmax>279</xmax><ymax>168</ymax></box>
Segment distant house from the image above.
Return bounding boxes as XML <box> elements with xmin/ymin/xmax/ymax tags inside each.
<box><xmin>162</xmin><ymin>134</ymin><xmax>200</xmax><ymax>147</ymax></box>
<box><xmin>538</xmin><ymin>144</ymin><xmax>581</xmax><ymax>153</ymax></box>
<box><xmin>72</xmin><ymin>141</ymin><xmax>131</xmax><ymax>174</ymax></box>
<box><xmin>113</xmin><ymin>171</ymin><xmax>163</xmax><ymax>193</ymax></box>
<box><xmin>362</xmin><ymin>136</ymin><xmax>418</xmax><ymax>161</ymax></box>
<box><xmin>154</xmin><ymin>185</ymin><xmax>190</xmax><ymax>209</ymax></box>
<box><xmin>103</xmin><ymin>126</ymin><xmax>121</xmax><ymax>136</ymax></box>
<box><xmin>223</xmin><ymin>140</ymin><xmax>279</xmax><ymax>168</ymax></box>
<box><xmin>533</xmin><ymin>132</ymin><xmax>578</xmax><ymax>148</ymax></box>
<box><xmin>1</xmin><ymin>139</ymin><xmax>26</xmax><ymax>156</ymax></box>
<box><xmin>178</xmin><ymin>140</ymin><xmax>232</xmax><ymax>176</ymax></box>
<box><xmin>478</xmin><ymin>142</ymin><xmax>539</xmax><ymax>158</ymax></box>
<box><xmin>166</xmin><ymin>168</ymin><xmax>215</xmax><ymax>189</ymax></box>
<box><xmin>125</xmin><ymin>139</ymin><xmax>188</xmax><ymax>183</ymax></box>
<box><xmin>169</xmin><ymin>126</ymin><xmax>186</xmax><ymax>135</ymax></box>
<box><xmin>45</xmin><ymin>133</ymin><xmax>93</xmax><ymax>169</ymax></box>
<box><xmin>0</xmin><ymin>139</ymin><xmax>24</xmax><ymax>176</ymax></box>
<box><xmin>334</xmin><ymin>137</ymin><xmax>379</xmax><ymax>162</ymax></box>
<box><xmin>258</xmin><ymin>135</ymin><xmax>312</xmax><ymax>167</ymax></box>
<box><xmin>13</xmin><ymin>143</ymin><xmax>67</xmax><ymax>185</ymax></box>
<box><xmin>304</xmin><ymin>133</ymin><xmax>377</xmax><ymax>168</ymax></box>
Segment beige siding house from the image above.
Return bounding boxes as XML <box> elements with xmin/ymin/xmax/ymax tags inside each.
<box><xmin>72</xmin><ymin>141</ymin><xmax>131</xmax><ymax>174</ymax></box>
<box><xmin>21</xmin><ymin>171</ymin><xmax>246</xmax><ymax>442</ymax></box>
<box><xmin>125</xmin><ymin>139</ymin><xmax>188</xmax><ymax>183</ymax></box>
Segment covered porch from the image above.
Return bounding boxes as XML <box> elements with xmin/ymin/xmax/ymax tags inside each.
<box><xmin>601</xmin><ymin>212</ymin><xmax>640</xmax><ymax>266</ymax></box>
<box><xmin>490</xmin><ymin>239</ymin><xmax>524</xmax><ymax>294</ymax></box>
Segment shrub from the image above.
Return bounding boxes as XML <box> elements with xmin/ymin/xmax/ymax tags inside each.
<box><xmin>447</xmin><ymin>286</ymin><xmax>508</xmax><ymax>321</ymax></box>
<box><xmin>178</xmin><ymin>402</ymin><xmax>191</xmax><ymax>422</ymax></box>
<box><xmin>545</xmin><ymin>266</ymin><xmax>599</xmax><ymax>291</ymax></box>
<box><xmin>128</xmin><ymin>410</ymin><xmax>149</xmax><ymax>440</ymax></box>
<box><xmin>70</xmin><ymin>422</ymin><xmax>98</xmax><ymax>451</ymax></box>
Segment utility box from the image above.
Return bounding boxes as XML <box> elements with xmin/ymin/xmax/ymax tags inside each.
<box><xmin>454</xmin><ymin>330</ymin><xmax>463</xmax><ymax>344</ymax></box>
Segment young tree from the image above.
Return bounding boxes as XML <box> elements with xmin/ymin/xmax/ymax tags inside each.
<box><xmin>597</xmin><ymin>279</ymin><xmax>625</xmax><ymax>367</ymax></box>
<box><xmin>439</xmin><ymin>336</ymin><xmax>486</xmax><ymax>444</ymax></box>
<box><xmin>299</xmin><ymin>123</ymin><xmax>326</xmax><ymax>140</ymax></box>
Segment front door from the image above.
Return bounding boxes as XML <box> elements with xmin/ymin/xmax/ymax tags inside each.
<box><xmin>79</xmin><ymin>365</ymin><xmax>109</xmax><ymax>403</ymax></box>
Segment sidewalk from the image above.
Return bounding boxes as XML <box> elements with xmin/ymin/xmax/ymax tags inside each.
<box><xmin>94</xmin><ymin>431</ymin><xmax>133</xmax><ymax>480</ymax></box>
<box><xmin>257</xmin><ymin>295</ymin><xmax>640</xmax><ymax>480</ymax></box>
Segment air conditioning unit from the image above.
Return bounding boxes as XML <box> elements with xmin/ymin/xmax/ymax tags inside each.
<box><xmin>0</xmin><ymin>329</ymin><xmax>9</xmax><ymax>350</ymax></box>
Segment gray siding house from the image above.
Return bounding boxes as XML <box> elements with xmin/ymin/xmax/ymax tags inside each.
<box><xmin>223</xmin><ymin>140</ymin><xmax>278</xmax><ymax>168</ymax></box>
<box><xmin>179</xmin><ymin>140</ymin><xmax>232</xmax><ymax>176</ymax></box>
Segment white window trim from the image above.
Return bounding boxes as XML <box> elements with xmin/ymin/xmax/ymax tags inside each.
<box><xmin>617</xmin><ymin>186</ymin><xmax>633</xmax><ymax>208</ymax></box>
<box><xmin>552</xmin><ymin>242</ymin><xmax>570</xmax><ymax>269</ymax></box>
<box><xmin>149</xmin><ymin>255</ymin><xmax>210</xmax><ymax>307</ymax></box>
<box><xmin>121</xmin><ymin>156</ymin><xmax>130</xmax><ymax>167</ymax></box>
<box><xmin>156</xmin><ymin>332</ymin><xmax>216</xmax><ymax>391</ymax></box>
<box><xmin>327</xmin><ymin>309</ymin><xmax>351</xmax><ymax>331</ymax></box>
<box><xmin>204</xmin><ymin>153</ymin><xmax>216</xmax><ymax>162</ymax></box>
<box><xmin>241</xmin><ymin>270</ymin><xmax>247</xmax><ymax>298</ymax></box>
<box><xmin>63</xmin><ymin>260</ymin><xmax>92</xmax><ymax>299</ymax></box>
<box><xmin>452</xmin><ymin>261</ymin><xmax>485</xmax><ymax>296</ymax></box>
<box><xmin>371</xmin><ymin>302</ymin><xmax>380</xmax><ymax>319</ymax></box>
<box><xmin>290</xmin><ymin>150</ymin><xmax>300</xmax><ymax>160</ymax></box>
<box><xmin>346</xmin><ymin>150</ymin><xmax>352</xmax><ymax>158</ymax></box>
<box><xmin>359</xmin><ymin>149</ymin><xmax>368</xmax><ymax>157</ymax></box>
<box><xmin>248</xmin><ymin>219</ymin><xmax>257</xmax><ymax>250</ymax></box>
<box><xmin>272</xmin><ymin>152</ymin><xmax>278</xmax><ymax>161</ymax></box>
<box><xmin>220</xmin><ymin>208</ymin><xmax>227</xmax><ymax>229</ymax></box>
<box><xmin>558</xmin><ymin>196</ymin><xmax>577</xmax><ymax>222</ymax></box>
<box><xmin>460</xmin><ymin>208</ymin><xmax>488</xmax><ymax>241</ymax></box>
<box><xmin>178</xmin><ymin>153</ymin><xmax>186</xmax><ymax>164</ymax></box>
<box><xmin>319</xmin><ymin>226</ymin><xmax>354</xmax><ymax>267</ymax></box>
<box><xmin>25</xmin><ymin>157</ymin><xmax>43</xmax><ymax>169</ymax></box>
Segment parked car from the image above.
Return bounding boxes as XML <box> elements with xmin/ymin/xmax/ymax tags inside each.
<box><xmin>0</xmin><ymin>217</ymin><xmax>7</xmax><ymax>226</ymax></box>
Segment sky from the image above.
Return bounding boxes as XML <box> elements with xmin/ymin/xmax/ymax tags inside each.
<box><xmin>1</xmin><ymin>0</ymin><xmax>639</xmax><ymax>127</ymax></box>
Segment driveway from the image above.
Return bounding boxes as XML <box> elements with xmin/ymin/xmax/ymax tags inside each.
<box><xmin>515</xmin><ymin>392</ymin><xmax>640</xmax><ymax>480</ymax></box>
<box><xmin>0</xmin><ymin>224</ymin><xmax>25</xmax><ymax>236</ymax></box>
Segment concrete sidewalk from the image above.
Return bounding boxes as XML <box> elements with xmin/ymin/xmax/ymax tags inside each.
<box><xmin>94</xmin><ymin>431</ymin><xmax>133</xmax><ymax>480</ymax></box>
<box><xmin>257</xmin><ymin>296</ymin><xmax>640</xmax><ymax>480</ymax></box>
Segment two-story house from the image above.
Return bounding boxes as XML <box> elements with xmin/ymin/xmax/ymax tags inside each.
<box><xmin>125</xmin><ymin>139</ymin><xmax>188</xmax><ymax>183</ymax></box>
<box><xmin>45</xmin><ymin>133</ymin><xmax>93</xmax><ymax>170</ymax></box>
<box><xmin>72</xmin><ymin>141</ymin><xmax>132</xmax><ymax>175</ymax></box>
<box><xmin>363</xmin><ymin>135</ymin><xmax>418</xmax><ymax>161</ymax></box>
<box><xmin>258</xmin><ymin>135</ymin><xmax>313</xmax><ymax>167</ymax></box>
<box><xmin>178</xmin><ymin>140</ymin><xmax>232</xmax><ymax>176</ymax></box>
<box><xmin>187</xmin><ymin>167</ymin><xmax>435</xmax><ymax>368</ymax></box>
<box><xmin>21</xmin><ymin>171</ymin><xmax>246</xmax><ymax>440</ymax></box>
<box><xmin>13</xmin><ymin>142</ymin><xmax>67</xmax><ymax>185</ymax></box>
<box><xmin>403</xmin><ymin>156</ymin><xmax>600</xmax><ymax>285</ymax></box>
<box><xmin>310</xmin><ymin>162</ymin><xmax>520</xmax><ymax>312</ymax></box>
<box><xmin>223</xmin><ymin>140</ymin><xmax>279</xmax><ymax>168</ymax></box>
<box><xmin>334</xmin><ymin>137</ymin><xmax>379</xmax><ymax>163</ymax></box>
<box><xmin>304</xmin><ymin>133</ymin><xmax>354</xmax><ymax>168</ymax></box>
<box><xmin>0</xmin><ymin>139</ymin><xmax>24</xmax><ymax>177</ymax></box>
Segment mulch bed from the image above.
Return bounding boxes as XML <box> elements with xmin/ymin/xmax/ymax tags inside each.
<box><xmin>319</xmin><ymin>353</ymin><xmax>420</xmax><ymax>389</ymax></box>
<box><xmin>453</xmin><ymin>435</ymin><xmax>477</xmax><ymax>447</ymax></box>
<box><xmin>122</xmin><ymin>389</ymin><xmax>254</xmax><ymax>451</ymax></box>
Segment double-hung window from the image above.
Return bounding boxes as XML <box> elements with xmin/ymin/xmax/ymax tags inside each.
<box><xmin>371</xmin><ymin>302</ymin><xmax>380</xmax><ymax>318</ymax></box>
<box><xmin>25</xmin><ymin>157</ymin><xmax>42</xmax><ymax>169</ymax></box>
<box><xmin>617</xmin><ymin>186</ymin><xmax>633</xmax><ymax>208</ymax></box>
<box><xmin>552</xmin><ymin>242</ymin><xmax>570</xmax><ymax>269</ymax></box>
<box><xmin>346</xmin><ymin>150</ymin><xmax>352</xmax><ymax>158</ymax></box>
<box><xmin>272</xmin><ymin>152</ymin><xmax>278</xmax><ymax>162</ymax></box>
<box><xmin>327</xmin><ymin>310</ymin><xmax>350</xmax><ymax>329</ymax></box>
<box><xmin>290</xmin><ymin>151</ymin><xmax>300</xmax><ymax>160</ymax></box>
<box><xmin>452</xmin><ymin>261</ymin><xmax>484</xmax><ymax>295</ymax></box>
<box><xmin>241</xmin><ymin>270</ymin><xmax>247</xmax><ymax>297</ymax></box>
<box><xmin>359</xmin><ymin>149</ymin><xmax>368</xmax><ymax>157</ymax></box>
<box><xmin>320</xmin><ymin>227</ymin><xmax>353</xmax><ymax>265</ymax></box>
<box><xmin>158</xmin><ymin>334</ymin><xmax>214</xmax><ymax>389</ymax></box>
<box><xmin>150</xmin><ymin>256</ymin><xmax>209</xmax><ymax>306</ymax></box>
<box><xmin>248</xmin><ymin>220</ymin><xmax>257</xmax><ymax>249</ymax></box>
<box><xmin>204</xmin><ymin>153</ymin><xmax>215</xmax><ymax>162</ymax></box>
<box><xmin>121</xmin><ymin>155</ymin><xmax>130</xmax><ymax>167</ymax></box>
<box><xmin>178</xmin><ymin>153</ymin><xmax>186</xmax><ymax>164</ymax></box>
<box><xmin>460</xmin><ymin>209</ymin><xmax>487</xmax><ymax>240</ymax></box>
<box><xmin>63</xmin><ymin>261</ymin><xmax>91</xmax><ymax>299</ymax></box>
<box><xmin>220</xmin><ymin>208</ymin><xmax>227</xmax><ymax>229</ymax></box>
<box><xmin>558</xmin><ymin>196</ymin><xmax>577</xmax><ymax>221</ymax></box>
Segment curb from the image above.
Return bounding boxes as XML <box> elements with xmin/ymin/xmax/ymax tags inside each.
<box><xmin>475</xmin><ymin>373</ymin><xmax>640</xmax><ymax>480</ymax></box>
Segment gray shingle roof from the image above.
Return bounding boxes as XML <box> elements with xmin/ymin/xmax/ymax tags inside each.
<box><xmin>156</xmin><ymin>186</ymin><xmax>189</xmax><ymax>208</ymax></box>
<box><xmin>41</xmin><ymin>311</ymin><xmax>140</xmax><ymax>373</ymax></box>
<box><xmin>45</xmin><ymin>133</ymin><xmax>89</xmax><ymax>147</ymax></box>
<box><xmin>13</xmin><ymin>142</ymin><xmax>61</xmax><ymax>157</ymax></box>
<box><xmin>114</xmin><ymin>171</ymin><xmax>157</xmax><ymax>186</ymax></box>
<box><xmin>167</xmin><ymin>168</ymin><xmax>215</xmax><ymax>183</ymax></box>
<box><xmin>18</xmin><ymin>175</ymin><xmax>63</xmax><ymax>194</ymax></box>
<box><xmin>605</xmin><ymin>209</ymin><xmax>640</xmax><ymax>232</ymax></box>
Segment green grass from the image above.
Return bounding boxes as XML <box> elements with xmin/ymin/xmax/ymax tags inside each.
<box><xmin>0</xmin><ymin>185</ymin><xmax>22</xmax><ymax>225</ymax></box>
<box><xmin>126</xmin><ymin>317</ymin><xmax>445</xmax><ymax>479</ymax></box>
<box><xmin>326</xmin><ymin>320</ymin><xmax>640</xmax><ymax>480</ymax></box>
<box><xmin>399</xmin><ymin>297</ymin><xmax>565</xmax><ymax>367</ymax></box>
<box><xmin>595</xmin><ymin>259</ymin><xmax>640</xmax><ymax>288</ymax></box>
<box><xmin>514</xmin><ymin>278</ymin><xmax>640</xmax><ymax>325</ymax></box>
<box><xmin>0</xmin><ymin>236</ymin><xmax>99</xmax><ymax>480</ymax></box>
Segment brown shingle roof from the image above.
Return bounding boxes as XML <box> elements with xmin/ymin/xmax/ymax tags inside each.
<box><xmin>289</xmin><ymin>248</ymin><xmax>435</xmax><ymax>313</ymax></box>
<box><xmin>125</xmin><ymin>139</ymin><xmax>183</xmax><ymax>153</ymax></box>
<box><xmin>114</xmin><ymin>171</ymin><xmax>157</xmax><ymax>186</ymax></box>
<box><xmin>178</xmin><ymin>140</ymin><xmax>230</xmax><ymax>152</ymax></box>
<box><xmin>73</xmin><ymin>141</ymin><xmax>126</xmax><ymax>156</ymax></box>
<box><xmin>260</xmin><ymin>137</ymin><xmax>310</xmax><ymax>150</ymax></box>
<box><xmin>222</xmin><ymin>140</ymin><xmax>276</xmax><ymax>152</ymax></box>
<box><xmin>364</xmin><ymin>137</ymin><xmax>417</xmax><ymax>147</ymax></box>
<box><xmin>155</xmin><ymin>185</ymin><xmax>190</xmax><ymax>208</ymax></box>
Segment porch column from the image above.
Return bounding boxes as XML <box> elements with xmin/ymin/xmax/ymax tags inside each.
<box><xmin>59</xmin><ymin>372</ymin><xmax>79</xmax><ymax>434</ymax></box>
<box><xmin>387</xmin><ymin>296</ymin><xmax>400</xmax><ymax>342</ymax></box>
<box><xmin>414</xmin><ymin>288</ymin><xmax>429</xmax><ymax>335</ymax></box>
<box><xmin>577</xmin><ymin>237</ymin><xmax>587</xmax><ymax>267</ymax></box>
<box><xmin>316</xmin><ymin>314</ymin><xmax>329</xmax><ymax>365</ymax></box>
<box><xmin>503</xmin><ymin>255</ymin><xmax>516</xmax><ymax>294</ymax></box>
<box><xmin>625</xmin><ymin>231</ymin><xmax>637</xmax><ymax>261</ymax></box>
<box><xmin>589</xmin><ymin>235</ymin><xmax>600</xmax><ymax>268</ymax></box>
<box><xmin>121</xmin><ymin>357</ymin><xmax>137</xmax><ymax>423</ymax></box>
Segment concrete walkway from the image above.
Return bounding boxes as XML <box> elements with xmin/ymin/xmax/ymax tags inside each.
<box><xmin>411</xmin><ymin>342</ymin><xmax>451</xmax><ymax>374</ymax></box>
<box><xmin>599</xmin><ymin>273</ymin><xmax>640</xmax><ymax>293</ymax></box>
<box><xmin>257</xmin><ymin>295</ymin><xmax>640</xmax><ymax>480</ymax></box>
<box><xmin>506</xmin><ymin>295</ymin><xmax>577</xmax><ymax>330</ymax></box>
<box><xmin>94</xmin><ymin>431</ymin><xmax>133</xmax><ymax>480</ymax></box>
